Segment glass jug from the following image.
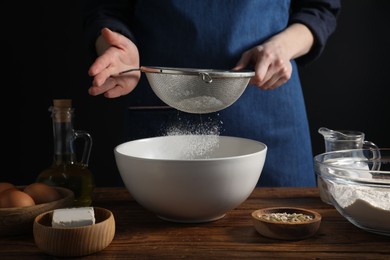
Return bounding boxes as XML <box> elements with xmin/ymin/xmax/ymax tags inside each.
<box><xmin>317</xmin><ymin>127</ymin><xmax>379</xmax><ymax>204</ymax></box>
<box><xmin>37</xmin><ymin>99</ymin><xmax>95</xmax><ymax>206</ymax></box>
<box><xmin>318</xmin><ymin>127</ymin><xmax>378</xmax><ymax>152</ymax></box>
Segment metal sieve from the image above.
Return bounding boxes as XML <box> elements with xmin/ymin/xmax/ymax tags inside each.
<box><xmin>120</xmin><ymin>66</ymin><xmax>254</xmax><ymax>114</ymax></box>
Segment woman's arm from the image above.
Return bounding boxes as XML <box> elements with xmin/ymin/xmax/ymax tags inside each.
<box><xmin>82</xmin><ymin>0</ymin><xmax>137</xmax><ymax>57</ymax></box>
<box><xmin>289</xmin><ymin>0</ymin><xmax>341</xmax><ymax>65</ymax></box>
<box><xmin>233</xmin><ymin>0</ymin><xmax>341</xmax><ymax>89</ymax></box>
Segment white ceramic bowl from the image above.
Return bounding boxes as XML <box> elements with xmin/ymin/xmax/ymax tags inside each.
<box><xmin>114</xmin><ymin>135</ymin><xmax>267</xmax><ymax>223</ymax></box>
<box><xmin>314</xmin><ymin>148</ymin><xmax>390</xmax><ymax>236</ymax></box>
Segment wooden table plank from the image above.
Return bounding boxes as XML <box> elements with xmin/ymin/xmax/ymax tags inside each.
<box><xmin>0</xmin><ymin>187</ymin><xmax>389</xmax><ymax>259</ymax></box>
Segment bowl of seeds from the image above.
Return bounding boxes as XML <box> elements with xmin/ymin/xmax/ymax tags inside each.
<box><xmin>251</xmin><ymin>207</ymin><xmax>321</xmax><ymax>240</ymax></box>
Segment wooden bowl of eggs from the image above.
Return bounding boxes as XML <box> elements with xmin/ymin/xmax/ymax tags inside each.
<box><xmin>0</xmin><ymin>182</ymin><xmax>74</xmax><ymax>236</ymax></box>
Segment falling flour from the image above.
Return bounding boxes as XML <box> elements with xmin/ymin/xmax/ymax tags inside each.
<box><xmin>162</xmin><ymin>115</ymin><xmax>223</xmax><ymax>159</ymax></box>
<box><xmin>330</xmin><ymin>184</ymin><xmax>390</xmax><ymax>232</ymax></box>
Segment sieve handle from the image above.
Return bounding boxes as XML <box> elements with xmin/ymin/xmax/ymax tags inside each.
<box><xmin>119</xmin><ymin>68</ymin><xmax>140</xmax><ymax>74</ymax></box>
<box><xmin>120</xmin><ymin>67</ymin><xmax>213</xmax><ymax>83</ymax></box>
<box><xmin>119</xmin><ymin>66</ymin><xmax>161</xmax><ymax>75</ymax></box>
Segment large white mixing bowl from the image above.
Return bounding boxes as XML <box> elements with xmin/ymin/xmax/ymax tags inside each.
<box><xmin>114</xmin><ymin>135</ymin><xmax>267</xmax><ymax>223</ymax></box>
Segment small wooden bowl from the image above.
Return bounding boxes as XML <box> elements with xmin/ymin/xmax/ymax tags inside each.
<box><xmin>0</xmin><ymin>187</ymin><xmax>74</xmax><ymax>237</ymax></box>
<box><xmin>251</xmin><ymin>207</ymin><xmax>321</xmax><ymax>240</ymax></box>
<box><xmin>33</xmin><ymin>207</ymin><xmax>115</xmax><ymax>257</ymax></box>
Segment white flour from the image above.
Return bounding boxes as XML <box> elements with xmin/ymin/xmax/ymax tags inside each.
<box><xmin>163</xmin><ymin>115</ymin><xmax>223</xmax><ymax>159</ymax></box>
<box><xmin>330</xmin><ymin>184</ymin><xmax>390</xmax><ymax>232</ymax></box>
<box><xmin>177</xmin><ymin>96</ymin><xmax>224</xmax><ymax>112</ymax></box>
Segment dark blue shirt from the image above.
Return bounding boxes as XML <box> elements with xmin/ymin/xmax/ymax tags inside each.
<box><xmin>82</xmin><ymin>0</ymin><xmax>341</xmax><ymax>187</ymax></box>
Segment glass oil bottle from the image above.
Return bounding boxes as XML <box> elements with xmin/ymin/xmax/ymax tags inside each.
<box><xmin>37</xmin><ymin>99</ymin><xmax>94</xmax><ymax>206</ymax></box>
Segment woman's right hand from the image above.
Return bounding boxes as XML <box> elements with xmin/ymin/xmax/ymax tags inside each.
<box><xmin>88</xmin><ymin>28</ymin><xmax>141</xmax><ymax>98</ymax></box>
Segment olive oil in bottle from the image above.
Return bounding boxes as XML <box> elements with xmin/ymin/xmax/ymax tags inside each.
<box><xmin>37</xmin><ymin>99</ymin><xmax>94</xmax><ymax>206</ymax></box>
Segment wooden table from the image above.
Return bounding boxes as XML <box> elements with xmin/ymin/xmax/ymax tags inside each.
<box><xmin>1</xmin><ymin>187</ymin><xmax>389</xmax><ymax>259</ymax></box>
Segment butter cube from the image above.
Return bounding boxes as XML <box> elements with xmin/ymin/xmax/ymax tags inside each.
<box><xmin>52</xmin><ymin>207</ymin><xmax>95</xmax><ymax>228</ymax></box>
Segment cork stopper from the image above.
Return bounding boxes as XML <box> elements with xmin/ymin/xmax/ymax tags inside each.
<box><xmin>52</xmin><ymin>99</ymin><xmax>73</xmax><ymax>122</ymax></box>
<box><xmin>53</xmin><ymin>99</ymin><xmax>72</xmax><ymax>108</ymax></box>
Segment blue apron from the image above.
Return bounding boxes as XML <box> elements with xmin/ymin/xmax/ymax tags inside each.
<box><xmin>124</xmin><ymin>0</ymin><xmax>315</xmax><ymax>187</ymax></box>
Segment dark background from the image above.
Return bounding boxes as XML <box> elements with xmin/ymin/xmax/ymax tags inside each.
<box><xmin>11</xmin><ymin>1</ymin><xmax>390</xmax><ymax>186</ymax></box>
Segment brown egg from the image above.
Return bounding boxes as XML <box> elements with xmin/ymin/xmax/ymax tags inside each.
<box><xmin>24</xmin><ymin>183</ymin><xmax>62</xmax><ymax>204</ymax></box>
<box><xmin>0</xmin><ymin>189</ymin><xmax>36</xmax><ymax>208</ymax></box>
<box><xmin>0</xmin><ymin>182</ymin><xmax>16</xmax><ymax>194</ymax></box>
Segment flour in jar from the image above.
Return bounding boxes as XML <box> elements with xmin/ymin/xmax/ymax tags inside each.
<box><xmin>330</xmin><ymin>184</ymin><xmax>390</xmax><ymax>231</ymax></box>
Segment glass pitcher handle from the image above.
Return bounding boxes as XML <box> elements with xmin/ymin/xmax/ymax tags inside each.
<box><xmin>363</xmin><ymin>140</ymin><xmax>381</xmax><ymax>170</ymax></box>
<box><xmin>74</xmin><ymin>130</ymin><xmax>93</xmax><ymax>167</ymax></box>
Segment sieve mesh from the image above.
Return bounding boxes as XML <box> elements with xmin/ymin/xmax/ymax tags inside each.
<box><xmin>142</xmin><ymin>67</ymin><xmax>254</xmax><ymax>114</ymax></box>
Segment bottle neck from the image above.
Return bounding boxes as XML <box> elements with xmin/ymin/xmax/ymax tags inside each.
<box><xmin>51</xmin><ymin>106</ymin><xmax>77</xmax><ymax>165</ymax></box>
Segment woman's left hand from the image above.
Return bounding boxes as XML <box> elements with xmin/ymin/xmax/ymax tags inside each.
<box><xmin>233</xmin><ymin>23</ymin><xmax>314</xmax><ymax>90</ymax></box>
<box><xmin>233</xmin><ymin>40</ymin><xmax>292</xmax><ymax>90</ymax></box>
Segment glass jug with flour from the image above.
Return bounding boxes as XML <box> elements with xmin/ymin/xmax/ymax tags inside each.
<box><xmin>317</xmin><ymin>127</ymin><xmax>379</xmax><ymax>204</ymax></box>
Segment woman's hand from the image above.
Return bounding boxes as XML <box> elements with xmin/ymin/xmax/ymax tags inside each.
<box><xmin>88</xmin><ymin>28</ymin><xmax>141</xmax><ymax>98</ymax></box>
<box><xmin>233</xmin><ymin>23</ymin><xmax>314</xmax><ymax>90</ymax></box>
<box><xmin>233</xmin><ymin>41</ymin><xmax>293</xmax><ymax>90</ymax></box>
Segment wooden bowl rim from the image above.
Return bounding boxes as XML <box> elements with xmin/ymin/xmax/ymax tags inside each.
<box><xmin>251</xmin><ymin>207</ymin><xmax>322</xmax><ymax>225</ymax></box>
